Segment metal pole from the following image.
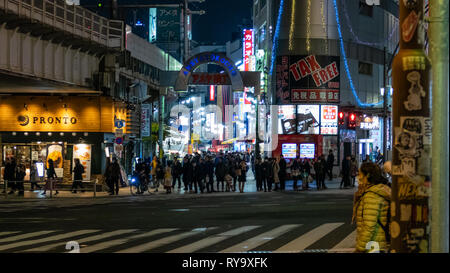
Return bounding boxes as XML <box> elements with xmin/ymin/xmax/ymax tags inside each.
<box><xmin>383</xmin><ymin>47</ymin><xmax>388</xmax><ymax>163</ymax></box>
<box><xmin>429</xmin><ymin>0</ymin><xmax>449</xmax><ymax>253</ymax></box>
<box><xmin>50</xmin><ymin>179</ymin><xmax>53</xmax><ymax>199</ymax></box>
<box><xmin>391</xmin><ymin>0</ymin><xmax>431</xmax><ymax>253</ymax></box>
<box><xmin>94</xmin><ymin>179</ymin><xmax>97</xmax><ymax>198</ymax></box>
<box><xmin>4</xmin><ymin>180</ymin><xmax>7</xmax><ymax>199</ymax></box>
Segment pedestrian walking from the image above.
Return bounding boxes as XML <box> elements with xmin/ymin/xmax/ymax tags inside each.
<box><xmin>15</xmin><ymin>163</ymin><xmax>26</xmax><ymax>196</ymax></box>
<box><xmin>30</xmin><ymin>160</ymin><xmax>42</xmax><ymax>191</ymax></box>
<box><xmin>313</xmin><ymin>157</ymin><xmax>325</xmax><ymax>190</ymax></box>
<box><xmin>326</xmin><ymin>150</ymin><xmax>335</xmax><ymax>180</ymax></box>
<box><xmin>254</xmin><ymin>157</ymin><xmax>263</xmax><ymax>191</ymax></box>
<box><xmin>164</xmin><ymin>162</ymin><xmax>173</xmax><ymax>194</ymax></box>
<box><xmin>109</xmin><ymin>158</ymin><xmax>121</xmax><ymax>195</ymax></box>
<box><xmin>353</xmin><ymin>162</ymin><xmax>391</xmax><ymax>252</ymax></box>
<box><xmin>205</xmin><ymin>156</ymin><xmax>215</xmax><ymax>193</ymax></box>
<box><xmin>264</xmin><ymin>157</ymin><xmax>273</xmax><ymax>192</ymax></box>
<box><xmin>231</xmin><ymin>158</ymin><xmax>239</xmax><ymax>192</ymax></box>
<box><xmin>340</xmin><ymin>155</ymin><xmax>352</xmax><ymax>189</ymax></box>
<box><xmin>42</xmin><ymin>159</ymin><xmax>58</xmax><ymax>196</ymax></box>
<box><xmin>278</xmin><ymin>155</ymin><xmax>287</xmax><ymax>191</ymax></box>
<box><xmin>182</xmin><ymin>157</ymin><xmax>193</xmax><ymax>192</ymax></box>
<box><xmin>155</xmin><ymin>160</ymin><xmax>164</xmax><ymax>193</ymax></box>
<box><xmin>192</xmin><ymin>160</ymin><xmax>204</xmax><ymax>194</ymax></box>
<box><xmin>300</xmin><ymin>159</ymin><xmax>311</xmax><ymax>190</ymax></box>
<box><xmin>71</xmin><ymin>158</ymin><xmax>85</xmax><ymax>193</ymax></box>
<box><xmin>238</xmin><ymin>158</ymin><xmax>248</xmax><ymax>193</ymax></box>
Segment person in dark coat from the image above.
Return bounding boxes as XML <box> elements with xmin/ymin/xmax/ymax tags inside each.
<box><xmin>3</xmin><ymin>158</ymin><xmax>16</xmax><ymax>194</ymax></box>
<box><xmin>71</xmin><ymin>158</ymin><xmax>85</xmax><ymax>193</ymax></box>
<box><xmin>15</xmin><ymin>163</ymin><xmax>26</xmax><ymax>196</ymax></box>
<box><xmin>340</xmin><ymin>155</ymin><xmax>352</xmax><ymax>189</ymax></box>
<box><xmin>182</xmin><ymin>157</ymin><xmax>193</xmax><ymax>192</ymax></box>
<box><xmin>278</xmin><ymin>155</ymin><xmax>287</xmax><ymax>191</ymax></box>
<box><xmin>238</xmin><ymin>158</ymin><xmax>248</xmax><ymax>193</ymax></box>
<box><xmin>171</xmin><ymin>158</ymin><xmax>182</xmax><ymax>190</ymax></box>
<box><xmin>205</xmin><ymin>156</ymin><xmax>215</xmax><ymax>193</ymax></box>
<box><xmin>30</xmin><ymin>160</ymin><xmax>42</xmax><ymax>191</ymax></box>
<box><xmin>192</xmin><ymin>160</ymin><xmax>205</xmax><ymax>194</ymax></box>
<box><xmin>215</xmin><ymin>158</ymin><xmax>227</xmax><ymax>192</ymax></box>
<box><xmin>266</xmin><ymin>158</ymin><xmax>274</xmax><ymax>192</ymax></box>
<box><xmin>254</xmin><ymin>157</ymin><xmax>263</xmax><ymax>191</ymax></box>
<box><xmin>313</xmin><ymin>156</ymin><xmax>326</xmax><ymax>190</ymax></box>
<box><xmin>301</xmin><ymin>159</ymin><xmax>311</xmax><ymax>190</ymax></box>
<box><xmin>109</xmin><ymin>157</ymin><xmax>121</xmax><ymax>195</ymax></box>
<box><xmin>326</xmin><ymin>150</ymin><xmax>335</xmax><ymax>180</ymax></box>
<box><xmin>230</xmin><ymin>158</ymin><xmax>239</xmax><ymax>192</ymax></box>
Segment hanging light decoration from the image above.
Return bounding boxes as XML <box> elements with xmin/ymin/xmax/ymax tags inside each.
<box><xmin>289</xmin><ymin>0</ymin><xmax>296</xmax><ymax>51</ymax></box>
<box><xmin>320</xmin><ymin>0</ymin><xmax>328</xmax><ymax>54</ymax></box>
<box><xmin>269</xmin><ymin>0</ymin><xmax>285</xmax><ymax>76</ymax></box>
<box><xmin>306</xmin><ymin>0</ymin><xmax>311</xmax><ymax>52</ymax></box>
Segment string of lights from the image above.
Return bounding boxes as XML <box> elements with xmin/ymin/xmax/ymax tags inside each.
<box><xmin>269</xmin><ymin>0</ymin><xmax>285</xmax><ymax>76</ymax></box>
<box><xmin>289</xmin><ymin>0</ymin><xmax>296</xmax><ymax>51</ymax></box>
<box><xmin>306</xmin><ymin>0</ymin><xmax>311</xmax><ymax>52</ymax></box>
<box><xmin>332</xmin><ymin>0</ymin><xmax>384</xmax><ymax>108</ymax></box>
<box><xmin>340</xmin><ymin>0</ymin><xmax>396</xmax><ymax>47</ymax></box>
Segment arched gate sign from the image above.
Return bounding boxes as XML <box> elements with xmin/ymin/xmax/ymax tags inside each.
<box><xmin>174</xmin><ymin>52</ymin><xmax>244</xmax><ymax>92</ymax></box>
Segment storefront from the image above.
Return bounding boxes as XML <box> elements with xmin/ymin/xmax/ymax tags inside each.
<box><xmin>0</xmin><ymin>95</ymin><xmax>126</xmax><ymax>183</ymax></box>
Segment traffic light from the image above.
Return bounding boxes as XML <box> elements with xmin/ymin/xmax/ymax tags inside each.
<box><xmin>97</xmin><ymin>1</ymin><xmax>104</xmax><ymax>8</ymax></box>
<box><xmin>348</xmin><ymin>113</ymin><xmax>356</xmax><ymax>128</ymax></box>
<box><xmin>338</xmin><ymin>111</ymin><xmax>345</xmax><ymax>126</ymax></box>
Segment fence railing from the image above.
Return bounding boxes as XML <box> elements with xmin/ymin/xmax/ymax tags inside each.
<box><xmin>0</xmin><ymin>0</ymin><xmax>123</xmax><ymax>49</ymax></box>
<box><xmin>1</xmin><ymin>178</ymin><xmax>99</xmax><ymax>198</ymax></box>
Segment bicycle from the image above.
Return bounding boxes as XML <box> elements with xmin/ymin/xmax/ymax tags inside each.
<box><xmin>129</xmin><ymin>174</ymin><xmax>152</xmax><ymax>195</ymax></box>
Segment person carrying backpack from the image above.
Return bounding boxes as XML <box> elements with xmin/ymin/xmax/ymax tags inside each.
<box><xmin>352</xmin><ymin>162</ymin><xmax>391</xmax><ymax>253</ymax></box>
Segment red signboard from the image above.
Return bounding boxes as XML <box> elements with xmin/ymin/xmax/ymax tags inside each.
<box><xmin>209</xmin><ymin>85</ymin><xmax>215</xmax><ymax>101</ymax></box>
<box><xmin>190</xmin><ymin>73</ymin><xmax>231</xmax><ymax>85</ymax></box>
<box><xmin>243</xmin><ymin>29</ymin><xmax>254</xmax><ymax>71</ymax></box>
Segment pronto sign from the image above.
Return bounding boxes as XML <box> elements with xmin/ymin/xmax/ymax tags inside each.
<box><xmin>175</xmin><ymin>52</ymin><xmax>244</xmax><ymax>92</ymax></box>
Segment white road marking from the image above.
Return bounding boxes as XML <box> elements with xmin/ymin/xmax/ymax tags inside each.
<box><xmin>24</xmin><ymin>229</ymin><xmax>138</xmax><ymax>252</ymax></box>
<box><xmin>77</xmin><ymin>229</ymin><xmax>177</xmax><ymax>253</ymax></box>
<box><xmin>116</xmin><ymin>228</ymin><xmax>217</xmax><ymax>253</ymax></box>
<box><xmin>0</xmin><ymin>230</ymin><xmax>57</xmax><ymax>244</ymax></box>
<box><xmin>275</xmin><ymin>223</ymin><xmax>344</xmax><ymax>252</ymax></box>
<box><xmin>0</xmin><ymin>230</ymin><xmax>99</xmax><ymax>251</ymax></box>
<box><xmin>167</xmin><ymin>226</ymin><xmax>260</xmax><ymax>253</ymax></box>
<box><xmin>330</xmin><ymin>230</ymin><xmax>357</xmax><ymax>251</ymax></box>
<box><xmin>220</xmin><ymin>224</ymin><xmax>302</xmax><ymax>253</ymax></box>
<box><xmin>0</xmin><ymin>231</ymin><xmax>21</xmax><ymax>237</ymax></box>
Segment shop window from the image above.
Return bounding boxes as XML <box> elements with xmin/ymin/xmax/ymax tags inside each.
<box><xmin>359</xmin><ymin>0</ymin><xmax>373</xmax><ymax>17</ymax></box>
<box><xmin>358</xmin><ymin>62</ymin><xmax>373</xmax><ymax>75</ymax></box>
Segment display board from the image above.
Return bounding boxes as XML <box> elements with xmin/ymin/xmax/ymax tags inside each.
<box><xmin>300</xmin><ymin>143</ymin><xmax>315</xmax><ymax>159</ymax></box>
<box><xmin>297</xmin><ymin>105</ymin><xmax>320</xmax><ymax>134</ymax></box>
<box><xmin>72</xmin><ymin>144</ymin><xmax>92</xmax><ymax>181</ymax></box>
<box><xmin>320</xmin><ymin>105</ymin><xmax>338</xmax><ymax>135</ymax></box>
<box><xmin>282</xmin><ymin>143</ymin><xmax>297</xmax><ymax>159</ymax></box>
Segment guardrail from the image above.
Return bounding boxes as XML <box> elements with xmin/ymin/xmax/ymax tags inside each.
<box><xmin>0</xmin><ymin>0</ymin><xmax>123</xmax><ymax>49</ymax></box>
<box><xmin>1</xmin><ymin>178</ymin><xmax>99</xmax><ymax>198</ymax></box>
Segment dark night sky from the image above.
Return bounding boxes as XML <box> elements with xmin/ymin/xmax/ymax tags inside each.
<box><xmin>190</xmin><ymin>0</ymin><xmax>253</xmax><ymax>44</ymax></box>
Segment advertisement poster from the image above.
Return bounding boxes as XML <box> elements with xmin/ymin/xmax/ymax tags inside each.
<box><xmin>282</xmin><ymin>143</ymin><xmax>297</xmax><ymax>159</ymax></box>
<box><xmin>300</xmin><ymin>143</ymin><xmax>315</xmax><ymax>159</ymax></box>
<box><xmin>320</xmin><ymin>105</ymin><xmax>338</xmax><ymax>135</ymax></box>
<box><xmin>73</xmin><ymin>144</ymin><xmax>92</xmax><ymax>181</ymax></box>
<box><xmin>278</xmin><ymin>105</ymin><xmax>296</xmax><ymax>134</ymax></box>
<box><xmin>297</xmin><ymin>105</ymin><xmax>320</xmax><ymax>134</ymax></box>
<box><xmin>276</xmin><ymin>55</ymin><xmax>340</xmax><ymax>104</ymax></box>
<box><xmin>156</xmin><ymin>7</ymin><xmax>180</xmax><ymax>43</ymax></box>
<box><xmin>47</xmin><ymin>144</ymin><xmax>64</xmax><ymax>178</ymax></box>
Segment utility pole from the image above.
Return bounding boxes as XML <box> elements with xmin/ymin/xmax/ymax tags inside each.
<box><xmin>382</xmin><ymin>46</ymin><xmax>387</xmax><ymax>163</ymax></box>
<box><xmin>391</xmin><ymin>0</ymin><xmax>431</xmax><ymax>252</ymax></box>
<box><xmin>429</xmin><ymin>0</ymin><xmax>449</xmax><ymax>253</ymax></box>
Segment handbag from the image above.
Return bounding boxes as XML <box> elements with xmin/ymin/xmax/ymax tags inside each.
<box><xmin>308</xmin><ymin>175</ymin><xmax>314</xmax><ymax>183</ymax></box>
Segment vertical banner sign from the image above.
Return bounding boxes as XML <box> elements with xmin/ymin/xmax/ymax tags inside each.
<box><xmin>276</xmin><ymin>56</ymin><xmax>290</xmax><ymax>104</ymax></box>
<box><xmin>391</xmin><ymin>0</ymin><xmax>431</xmax><ymax>253</ymax></box>
<box><xmin>156</xmin><ymin>7</ymin><xmax>180</xmax><ymax>43</ymax></box>
<box><xmin>243</xmin><ymin>29</ymin><xmax>254</xmax><ymax>71</ymax></box>
<box><xmin>209</xmin><ymin>85</ymin><xmax>215</xmax><ymax>101</ymax></box>
<box><xmin>73</xmin><ymin>144</ymin><xmax>92</xmax><ymax>181</ymax></box>
<box><xmin>141</xmin><ymin>104</ymin><xmax>151</xmax><ymax>137</ymax></box>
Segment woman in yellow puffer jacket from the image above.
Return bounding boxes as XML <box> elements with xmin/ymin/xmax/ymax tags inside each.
<box><xmin>352</xmin><ymin>162</ymin><xmax>391</xmax><ymax>253</ymax></box>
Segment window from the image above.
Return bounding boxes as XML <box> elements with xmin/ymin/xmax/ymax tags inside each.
<box><xmin>359</xmin><ymin>0</ymin><xmax>373</xmax><ymax>17</ymax></box>
<box><xmin>358</xmin><ymin>62</ymin><xmax>373</xmax><ymax>75</ymax></box>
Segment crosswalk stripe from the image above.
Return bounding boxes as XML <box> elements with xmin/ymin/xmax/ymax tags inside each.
<box><xmin>78</xmin><ymin>229</ymin><xmax>177</xmax><ymax>253</ymax></box>
<box><xmin>116</xmin><ymin>227</ymin><xmax>218</xmax><ymax>253</ymax></box>
<box><xmin>330</xmin><ymin>230</ymin><xmax>357</xmax><ymax>251</ymax></box>
<box><xmin>23</xmin><ymin>229</ymin><xmax>138</xmax><ymax>252</ymax></box>
<box><xmin>0</xmin><ymin>231</ymin><xmax>21</xmax><ymax>237</ymax></box>
<box><xmin>275</xmin><ymin>223</ymin><xmax>344</xmax><ymax>253</ymax></box>
<box><xmin>0</xmin><ymin>230</ymin><xmax>57</xmax><ymax>244</ymax></box>
<box><xmin>220</xmin><ymin>224</ymin><xmax>302</xmax><ymax>253</ymax></box>
<box><xmin>0</xmin><ymin>230</ymin><xmax>99</xmax><ymax>251</ymax></box>
<box><xmin>167</xmin><ymin>226</ymin><xmax>260</xmax><ymax>253</ymax></box>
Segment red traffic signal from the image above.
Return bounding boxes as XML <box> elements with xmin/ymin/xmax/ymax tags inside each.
<box><xmin>338</xmin><ymin>112</ymin><xmax>345</xmax><ymax>125</ymax></box>
<box><xmin>348</xmin><ymin>113</ymin><xmax>356</xmax><ymax>128</ymax></box>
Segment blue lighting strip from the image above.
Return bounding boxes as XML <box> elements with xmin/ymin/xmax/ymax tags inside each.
<box><xmin>269</xmin><ymin>0</ymin><xmax>285</xmax><ymax>76</ymax></box>
<box><xmin>332</xmin><ymin>0</ymin><xmax>383</xmax><ymax>108</ymax></box>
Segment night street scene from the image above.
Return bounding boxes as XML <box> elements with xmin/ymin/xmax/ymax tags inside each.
<box><xmin>0</xmin><ymin>0</ymin><xmax>448</xmax><ymax>264</ymax></box>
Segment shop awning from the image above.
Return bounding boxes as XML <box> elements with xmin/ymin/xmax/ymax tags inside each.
<box><xmin>0</xmin><ymin>72</ymin><xmax>102</xmax><ymax>95</ymax></box>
